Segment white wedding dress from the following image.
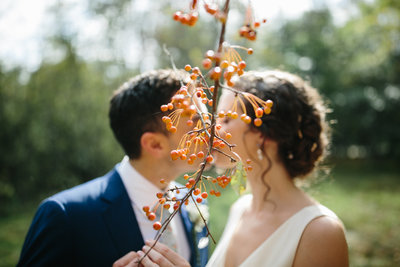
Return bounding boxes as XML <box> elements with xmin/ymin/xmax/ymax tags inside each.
<box><xmin>206</xmin><ymin>194</ymin><xmax>338</xmax><ymax>267</ymax></box>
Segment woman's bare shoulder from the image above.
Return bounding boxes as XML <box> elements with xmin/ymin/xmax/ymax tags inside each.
<box><xmin>293</xmin><ymin>215</ymin><xmax>349</xmax><ymax>267</ymax></box>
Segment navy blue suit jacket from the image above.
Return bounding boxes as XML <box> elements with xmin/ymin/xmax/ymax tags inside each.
<box><xmin>18</xmin><ymin>168</ymin><xmax>208</xmax><ymax>267</ymax></box>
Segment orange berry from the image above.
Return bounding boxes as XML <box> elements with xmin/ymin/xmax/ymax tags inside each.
<box><xmin>208</xmin><ymin>99</ymin><xmax>213</xmax><ymax>106</ymax></box>
<box><xmin>153</xmin><ymin>221</ymin><xmax>162</xmax><ymax>230</ymax></box>
<box><xmin>184</xmin><ymin>174</ymin><xmax>189</xmax><ymax>179</ymax></box>
<box><xmin>202</xmin><ymin>58</ymin><xmax>212</xmax><ymax>69</ymax></box>
<box><xmin>231</xmin><ymin>112</ymin><xmax>238</xmax><ymax>119</ymax></box>
<box><xmin>161</xmin><ymin>105</ymin><xmax>169</xmax><ymax>112</ymax></box>
<box><xmin>210</xmin><ymin>67</ymin><xmax>221</xmax><ymax>80</ymax></box>
<box><xmin>159</xmin><ymin>197</ymin><xmax>166</xmax><ymax>204</ymax></box>
<box><xmin>162</xmin><ymin>116</ymin><xmax>171</xmax><ymax>123</ymax></box>
<box><xmin>186</xmin><ymin>119</ymin><xmax>194</xmax><ymax>126</ymax></box>
<box><xmin>218</xmin><ymin>111</ymin><xmax>225</xmax><ymax>118</ymax></box>
<box><xmin>256</xmin><ymin>108</ymin><xmax>264</xmax><ymax>118</ymax></box>
<box><xmin>206</xmin><ymin>155</ymin><xmax>214</xmax><ymax>163</ymax></box>
<box><xmin>188</xmin><ymin>12</ymin><xmax>198</xmax><ymax>26</ymax></box>
<box><xmin>204</xmin><ymin>3</ymin><xmax>218</xmax><ymax>15</ymax></box>
<box><xmin>215</xmin><ymin>191</ymin><xmax>221</xmax><ymax>197</ymax></box>
<box><xmin>180</xmin><ymin>154</ymin><xmax>187</xmax><ymax>160</ymax></box>
<box><xmin>205</xmin><ymin>50</ymin><xmax>215</xmax><ymax>59</ymax></box>
<box><xmin>173</xmin><ymin>203</ymin><xmax>179</xmax><ymax>210</ymax></box>
<box><xmin>264</xmin><ymin>107</ymin><xmax>271</xmax><ymax>115</ymax></box>
<box><xmin>163</xmin><ymin>204</ymin><xmax>170</xmax><ymax>209</ymax></box>
<box><xmin>167</xmin><ymin>103</ymin><xmax>174</xmax><ymax>110</ymax></box>
<box><xmin>220</xmin><ymin>60</ymin><xmax>229</xmax><ymax>68</ymax></box>
<box><xmin>210</xmin><ymin>189</ymin><xmax>215</xmax><ymax>195</ymax></box>
<box><xmin>190</xmin><ymin>73</ymin><xmax>197</xmax><ymax>80</ymax></box>
<box><xmin>171</xmin><ymin>150</ymin><xmax>179</xmax><ymax>160</ymax></box>
<box><xmin>143</xmin><ymin>206</ymin><xmax>150</xmax><ymax>213</ymax></box>
<box><xmin>254</xmin><ymin>21</ymin><xmax>261</xmax><ymax>28</ymax></box>
<box><xmin>238</xmin><ymin>61</ymin><xmax>246</xmax><ymax>69</ymax></box>
<box><xmin>185</xmin><ymin>64</ymin><xmax>192</xmax><ymax>71</ymax></box>
<box><xmin>244</xmin><ymin>116</ymin><xmax>252</xmax><ymax>124</ymax></box>
<box><xmin>201</xmin><ymin>192</ymin><xmax>208</xmax><ymax>199</ymax></box>
<box><xmin>173</xmin><ymin>11</ymin><xmax>182</xmax><ymax>21</ymax></box>
<box><xmin>196</xmin><ymin>197</ymin><xmax>203</xmax><ymax>203</ymax></box>
<box><xmin>247</xmin><ymin>165</ymin><xmax>253</xmax><ymax>171</ymax></box>
<box><xmin>225</xmin><ymin>132</ymin><xmax>232</xmax><ymax>139</ymax></box>
<box><xmin>189</xmin><ymin>178</ymin><xmax>196</xmax><ymax>185</ymax></box>
<box><xmin>160</xmin><ymin>178</ymin><xmax>166</xmax><ymax>184</ymax></box>
<box><xmin>227</xmin><ymin>80</ymin><xmax>235</xmax><ymax>87</ymax></box>
<box><xmin>197</xmin><ymin>151</ymin><xmax>204</xmax><ymax>158</ymax></box>
<box><xmin>148</xmin><ymin>212</ymin><xmax>156</xmax><ymax>221</ymax></box>
<box><xmin>246</xmin><ymin>159</ymin><xmax>252</xmax><ymax>164</ymax></box>
<box><xmin>254</xmin><ymin>118</ymin><xmax>262</xmax><ymax>127</ymax></box>
<box><xmin>266</xmin><ymin>99</ymin><xmax>273</xmax><ymax>108</ymax></box>
<box><xmin>169</xmin><ymin>126</ymin><xmax>177</xmax><ymax>133</ymax></box>
<box><xmin>156</xmin><ymin>192</ymin><xmax>164</xmax><ymax>199</ymax></box>
<box><xmin>186</xmin><ymin>182</ymin><xmax>192</xmax><ymax>188</ymax></box>
<box><xmin>240</xmin><ymin>114</ymin><xmax>247</xmax><ymax>121</ymax></box>
<box><xmin>194</xmin><ymin>188</ymin><xmax>201</xmax><ymax>195</ymax></box>
<box><xmin>247</xmin><ymin>48</ymin><xmax>253</xmax><ymax>55</ymax></box>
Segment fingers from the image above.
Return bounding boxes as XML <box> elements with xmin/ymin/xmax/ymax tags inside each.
<box><xmin>113</xmin><ymin>251</ymin><xmax>139</xmax><ymax>267</ymax></box>
<box><xmin>144</xmin><ymin>240</ymin><xmax>190</xmax><ymax>267</ymax></box>
<box><xmin>137</xmin><ymin>251</ymin><xmax>160</xmax><ymax>267</ymax></box>
<box><xmin>142</xmin><ymin>245</ymin><xmax>174</xmax><ymax>267</ymax></box>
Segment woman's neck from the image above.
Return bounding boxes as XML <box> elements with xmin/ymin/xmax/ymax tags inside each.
<box><xmin>246</xmin><ymin>162</ymin><xmax>312</xmax><ymax>213</ymax></box>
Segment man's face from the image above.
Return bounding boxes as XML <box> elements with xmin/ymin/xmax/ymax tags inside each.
<box><xmin>165</xmin><ymin>96</ymin><xmax>209</xmax><ymax>174</ymax></box>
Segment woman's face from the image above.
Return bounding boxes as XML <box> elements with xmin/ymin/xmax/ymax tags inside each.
<box><xmin>214</xmin><ymin>90</ymin><xmax>260</xmax><ymax>169</ymax></box>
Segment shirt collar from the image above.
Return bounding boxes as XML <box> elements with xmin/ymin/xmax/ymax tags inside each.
<box><xmin>117</xmin><ymin>156</ymin><xmax>162</xmax><ymax>210</ymax></box>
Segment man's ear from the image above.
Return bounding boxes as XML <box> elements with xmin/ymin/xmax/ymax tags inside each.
<box><xmin>140</xmin><ymin>132</ymin><xmax>169</xmax><ymax>158</ymax></box>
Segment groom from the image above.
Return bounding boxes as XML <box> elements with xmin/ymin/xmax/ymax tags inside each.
<box><xmin>17</xmin><ymin>69</ymin><xmax>208</xmax><ymax>267</ymax></box>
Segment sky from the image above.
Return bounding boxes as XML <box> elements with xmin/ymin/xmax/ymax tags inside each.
<box><xmin>0</xmin><ymin>0</ymin><xmax>353</xmax><ymax>72</ymax></box>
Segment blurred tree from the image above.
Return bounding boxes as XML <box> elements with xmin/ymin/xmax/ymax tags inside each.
<box><xmin>252</xmin><ymin>0</ymin><xmax>400</xmax><ymax>159</ymax></box>
<box><xmin>0</xmin><ymin>38</ymin><xmax>126</xmax><ymax>209</ymax></box>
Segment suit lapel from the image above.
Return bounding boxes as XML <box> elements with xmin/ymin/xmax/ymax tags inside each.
<box><xmin>101</xmin><ymin>169</ymin><xmax>145</xmax><ymax>257</ymax></box>
<box><xmin>180</xmin><ymin>205</ymin><xmax>197</xmax><ymax>266</ymax></box>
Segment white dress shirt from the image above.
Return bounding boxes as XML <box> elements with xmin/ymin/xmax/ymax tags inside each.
<box><xmin>117</xmin><ymin>156</ymin><xmax>191</xmax><ymax>261</ymax></box>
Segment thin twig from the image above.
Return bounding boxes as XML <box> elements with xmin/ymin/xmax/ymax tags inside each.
<box><xmin>190</xmin><ymin>195</ymin><xmax>216</xmax><ymax>244</ymax></box>
<box><xmin>212</xmin><ymin>147</ymin><xmax>237</xmax><ymax>163</ymax></box>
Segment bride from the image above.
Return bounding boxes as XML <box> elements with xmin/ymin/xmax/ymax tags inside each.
<box><xmin>115</xmin><ymin>70</ymin><xmax>349</xmax><ymax>267</ymax></box>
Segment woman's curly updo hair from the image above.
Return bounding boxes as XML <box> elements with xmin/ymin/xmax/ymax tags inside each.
<box><xmin>234</xmin><ymin>70</ymin><xmax>330</xmax><ymax>179</ymax></box>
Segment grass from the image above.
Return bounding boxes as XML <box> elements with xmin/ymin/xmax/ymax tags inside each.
<box><xmin>1</xmin><ymin>160</ymin><xmax>399</xmax><ymax>266</ymax></box>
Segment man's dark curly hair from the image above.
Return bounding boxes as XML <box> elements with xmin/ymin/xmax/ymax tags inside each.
<box><xmin>109</xmin><ymin>69</ymin><xmax>188</xmax><ymax>159</ymax></box>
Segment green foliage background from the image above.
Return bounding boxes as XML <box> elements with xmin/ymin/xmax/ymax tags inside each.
<box><xmin>0</xmin><ymin>0</ymin><xmax>399</xmax><ymax>265</ymax></box>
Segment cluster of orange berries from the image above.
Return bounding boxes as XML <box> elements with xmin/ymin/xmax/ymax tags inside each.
<box><xmin>173</xmin><ymin>1</ymin><xmax>229</xmax><ymax>27</ymax></box>
<box><xmin>218</xmin><ymin>93</ymin><xmax>273</xmax><ymax>127</ymax></box>
<box><xmin>160</xmin><ymin>85</ymin><xmax>198</xmax><ymax>133</ymax></box>
<box><xmin>239</xmin><ymin>19</ymin><xmax>267</xmax><ymax>41</ymax></box>
<box><xmin>142</xmin><ymin>191</ymin><xmax>184</xmax><ymax>230</ymax></box>
<box><xmin>173</xmin><ymin>11</ymin><xmax>199</xmax><ymax>26</ymax></box>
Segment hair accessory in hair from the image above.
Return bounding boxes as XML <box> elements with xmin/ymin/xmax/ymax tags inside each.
<box><xmin>311</xmin><ymin>143</ymin><xmax>318</xmax><ymax>152</ymax></box>
<box><xmin>298</xmin><ymin>129</ymin><xmax>303</xmax><ymax>139</ymax></box>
